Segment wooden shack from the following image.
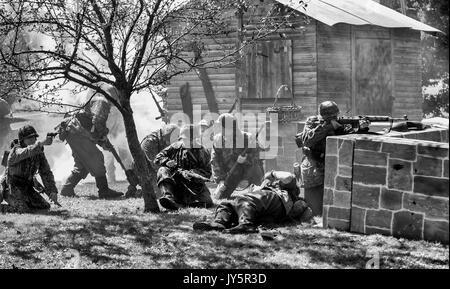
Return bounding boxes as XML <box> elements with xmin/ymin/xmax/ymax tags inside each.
<box><xmin>163</xmin><ymin>0</ymin><xmax>441</xmax><ymax>171</ymax></box>
<box><xmin>165</xmin><ymin>0</ymin><xmax>440</xmax><ymax>121</ymax></box>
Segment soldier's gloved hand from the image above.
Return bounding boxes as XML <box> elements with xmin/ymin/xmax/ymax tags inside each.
<box><xmin>359</xmin><ymin>119</ymin><xmax>370</xmax><ymax>130</ymax></box>
<box><xmin>40</xmin><ymin>136</ymin><xmax>54</xmax><ymax>146</ymax></box>
<box><xmin>49</xmin><ymin>192</ymin><xmax>58</xmax><ymax>204</ymax></box>
<box><xmin>180</xmin><ymin>170</ymin><xmax>192</xmax><ymax>181</ymax></box>
<box><xmin>166</xmin><ymin>160</ymin><xmax>177</xmax><ymax>168</ymax></box>
<box><xmin>237</xmin><ymin>154</ymin><xmax>247</xmax><ymax>164</ymax></box>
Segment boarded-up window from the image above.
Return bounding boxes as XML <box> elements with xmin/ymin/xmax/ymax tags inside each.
<box><xmin>245</xmin><ymin>40</ymin><xmax>293</xmax><ymax>99</ymax></box>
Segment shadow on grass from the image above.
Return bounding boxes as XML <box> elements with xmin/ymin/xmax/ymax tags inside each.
<box><xmin>2</xmin><ymin>205</ymin><xmax>448</xmax><ymax>268</ymax></box>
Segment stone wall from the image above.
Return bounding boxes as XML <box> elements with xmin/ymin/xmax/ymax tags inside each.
<box><xmin>323</xmin><ymin>134</ymin><xmax>449</xmax><ymax>244</ymax></box>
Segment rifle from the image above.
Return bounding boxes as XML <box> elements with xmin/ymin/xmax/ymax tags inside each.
<box><xmin>33</xmin><ymin>177</ymin><xmax>62</xmax><ymax>207</ymax></box>
<box><xmin>337</xmin><ymin>115</ymin><xmax>408</xmax><ymax>132</ymax></box>
<box><xmin>176</xmin><ymin>168</ymin><xmax>211</xmax><ymax>183</ymax></box>
<box><xmin>103</xmin><ymin>138</ymin><xmax>140</xmax><ymax>188</ymax></box>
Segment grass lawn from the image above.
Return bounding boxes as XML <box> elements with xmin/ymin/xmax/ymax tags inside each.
<box><xmin>0</xmin><ymin>182</ymin><xmax>448</xmax><ymax>269</ymax></box>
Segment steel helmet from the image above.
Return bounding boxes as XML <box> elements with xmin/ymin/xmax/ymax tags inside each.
<box><xmin>319</xmin><ymin>101</ymin><xmax>339</xmax><ymax>119</ymax></box>
<box><xmin>18</xmin><ymin>125</ymin><xmax>39</xmax><ymax>141</ymax></box>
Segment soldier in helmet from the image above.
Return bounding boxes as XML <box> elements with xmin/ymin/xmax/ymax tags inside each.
<box><xmin>57</xmin><ymin>82</ymin><xmax>123</xmax><ymax>199</ymax></box>
<box><xmin>193</xmin><ymin>170</ymin><xmax>313</xmax><ymax>234</ymax></box>
<box><xmin>125</xmin><ymin>123</ymin><xmax>180</xmax><ymax>198</ymax></box>
<box><xmin>211</xmin><ymin>113</ymin><xmax>264</xmax><ymax>200</ymax></box>
<box><xmin>1</xmin><ymin>125</ymin><xmax>58</xmax><ymax>213</ymax></box>
<box><xmin>295</xmin><ymin>101</ymin><xmax>369</xmax><ymax>216</ymax></box>
<box><xmin>154</xmin><ymin>124</ymin><xmax>213</xmax><ymax>210</ymax></box>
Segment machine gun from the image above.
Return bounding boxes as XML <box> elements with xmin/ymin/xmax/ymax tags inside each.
<box><xmin>337</xmin><ymin>115</ymin><xmax>408</xmax><ymax>132</ymax></box>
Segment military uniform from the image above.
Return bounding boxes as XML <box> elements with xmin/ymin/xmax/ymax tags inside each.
<box><xmin>137</xmin><ymin>124</ymin><xmax>178</xmax><ymax>197</ymax></box>
<box><xmin>211</xmin><ymin>130</ymin><xmax>264</xmax><ymax>199</ymax></box>
<box><xmin>193</xmin><ymin>172</ymin><xmax>312</xmax><ymax>233</ymax></box>
<box><xmin>154</xmin><ymin>138</ymin><xmax>213</xmax><ymax>209</ymax></box>
<box><xmin>296</xmin><ymin>102</ymin><xmax>355</xmax><ymax>216</ymax></box>
<box><xmin>58</xmin><ymin>83</ymin><xmax>122</xmax><ymax>199</ymax></box>
<box><xmin>1</xmin><ymin>140</ymin><xmax>57</xmax><ymax>213</ymax></box>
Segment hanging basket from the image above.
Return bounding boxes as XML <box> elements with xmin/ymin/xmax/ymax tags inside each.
<box><xmin>266</xmin><ymin>85</ymin><xmax>302</xmax><ymax>123</ymax></box>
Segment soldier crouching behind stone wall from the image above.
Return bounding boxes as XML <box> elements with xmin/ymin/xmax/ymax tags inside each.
<box><xmin>154</xmin><ymin>124</ymin><xmax>213</xmax><ymax>210</ymax></box>
<box><xmin>295</xmin><ymin>101</ymin><xmax>369</xmax><ymax>216</ymax></box>
<box><xmin>0</xmin><ymin>125</ymin><xmax>58</xmax><ymax>214</ymax></box>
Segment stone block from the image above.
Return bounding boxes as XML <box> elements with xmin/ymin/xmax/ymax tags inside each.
<box><xmin>326</xmin><ymin>137</ymin><xmax>338</xmax><ymax>156</ymax></box>
<box><xmin>414</xmin><ymin>176</ymin><xmax>449</xmax><ymax>198</ymax></box>
<box><xmin>327</xmin><ymin>218</ymin><xmax>350</xmax><ymax>231</ymax></box>
<box><xmin>328</xmin><ymin>207</ymin><xmax>351</xmax><ymax>220</ymax></box>
<box><xmin>413</xmin><ymin>156</ymin><xmax>443</xmax><ymax>177</ymax></box>
<box><xmin>338</xmin><ymin>166</ymin><xmax>352</xmax><ymax>178</ymax></box>
<box><xmin>352</xmin><ymin>184</ymin><xmax>381</xmax><ymax>209</ymax></box>
<box><xmin>380</xmin><ymin>188</ymin><xmax>403</xmax><ymax>211</ymax></box>
<box><xmin>388</xmin><ymin>159</ymin><xmax>413</xmax><ymax>191</ymax></box>
<box><xmin>323</xmin><ymin>206</ymin><xmax>329</xmax><ymax>228</ymax></box>
<box><xmin>365</xmin><ymin>226</ymin><xmax>391</xmax><ymax>236</ymax></box>
<box><xmin>334</xmin><ymin>191</ymin><xmax>351</xmax><ymax>208</ymax></box>
<box><xmin>338</xmin><ymin>140</ymin><xmax>354</xmax><ymax>167</ymax></box>
<box><xmin>440</xmin><ymin>130</ymin><xmax>449</xmax><ymax>143</ymax></box>
<box><xmin>335</xmin><ymin>176</ymin><xmax>352</xmax><ymax>191</ymax></box>
<box><xmin>366</xmin><ymin>210</ymin><xmax>393</xmax><ymax>229</ymax></box>
<box><xmin>392</xmin><ymin>211</ymin><xmax>424</xmax><ymax>240</ymax></box>
<box><xmin>324</xmin><ymin>155</ymin><xmax>338</xmax><ymax>188</ymax></box>
<box><xmin>354</xmin><ymin>150</ymin><xmax>388</xmax><ymax>166</ymax></box>
<box><xmin>403</xmin><ymin>193</ymin><xmax>449</xmax><ymax>220</ymax></box>
<box><xmin>353</xmin><ymin>165</ymin><xmax>387</xmax><ymax>186</ymax></box>
<box><xmin>444</xmin><ymin>159</ymin><xmax>449</xmax><ymax>178</ymax></box>
<box><xmin>355</xmin><ymin>138</ymin><xmax>382</xmax><ymax>152</ymax></box>
<box><xmin>382</xmin><ymin>142</ymin><xmax>417</xmax><ymax>161</ymax></box>
<box><xmin>424</xmin><ymin>219</ymin><xmax>449</xmax><ymax>244</ymax></box>
<box><xmin>350</xmin><ymin>206</ymin><xmax>366</xmax><ymax>234</ymax></box>
<box><xmin>418</xmin><ymin>145</ymin><xmax>448</xmax><ymax>158</ymax></box>
<box><xmin>323</xmin><ymin>188</ymin><xmax>334</xmax><ymax>206</ymax></box>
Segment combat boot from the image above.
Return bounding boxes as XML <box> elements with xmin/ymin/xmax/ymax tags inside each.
<box><xmin>95</xmin><ymin>176</ymin><xmax>123</xmax><ymax>199</ymax></box>
<box><xmin>193</xmin><ymin>221</ymin><xmax>226</xmax><ymax>232</ymax></box>
<box><xmin>61</xmin><ymin>172</ymin><xmax>84</xmax><ymax>197</ymax></box>
<box><xmin>158</xmin><ymin>182</ymin><xmax>179</xmax><ymax>211</ymax></box>
<box><xmin>223</xmin><ymin>223</ymin><xmax>258</xmax><ymax>234</ymax></box>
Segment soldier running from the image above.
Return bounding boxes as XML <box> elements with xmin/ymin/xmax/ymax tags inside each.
<box><xmin>154</xmin><ymin>124</ymin><xmax>213</xmax><ymax>210</ymax></box>
<box><xmin>193</xmin><ymin>170</ymin><xmax>313</xmax><ymax>234</ymax></box>
<box><xmin>57</xmin><ymin>82</ymin><xmax>123</xmax><ymax>199</ymax></box>
<box><xmin>1</xmin><ymin>125</ymin><xmax>58</xmax><ymax>213</ymax></box>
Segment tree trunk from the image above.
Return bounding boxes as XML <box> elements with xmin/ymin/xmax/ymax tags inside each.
<box><xmin>121</xmin><ymin>98</ymin><xmax>159</xmax><ymax>213</ymax></box>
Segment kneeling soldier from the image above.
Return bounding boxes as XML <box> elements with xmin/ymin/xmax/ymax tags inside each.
<box><xmin>154</xmin><ymin>124</ymin><xmax>213</xmax><ymax>210</ymax></box>
<box><xmin>193</xmin><ymin>171</ymin><xmax>313</xmax><ymax>234</ymax></box>
<box><xmin>1</xmin><ymin>125</ymin><xmax>58</xmax><ymax>213</ymax></box>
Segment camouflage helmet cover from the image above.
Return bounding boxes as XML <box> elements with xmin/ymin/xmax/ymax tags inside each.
<box><xmin>318</xmin><ymin>101</ymin><xmax>339</xmax><ymax>119</ymax></box>
<box><xmin>18</xmin><ymin>125</ymin><xmax>39</xmax><ymax>141</ymax></box>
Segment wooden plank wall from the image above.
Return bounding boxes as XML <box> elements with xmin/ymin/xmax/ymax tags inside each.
<box><xmin>392</xmin><ymin>28</ymin><xmax>422</xmax><ymax>121</ymax></box>
<box><xmin>316</xmin><ymin>23</ymin><xmax>352</xmax><ymax>116</ymax></box>
<box><xmin>165</xmin><ymin>34</ymin><xmax>238</xmax><ymax>119</ymax></box>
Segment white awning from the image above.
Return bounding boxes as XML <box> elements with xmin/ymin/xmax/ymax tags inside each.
<box><xmin>277</xmin><ymin>0</ymin><xmax>443</xmax><ymax>33</ymax></box>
